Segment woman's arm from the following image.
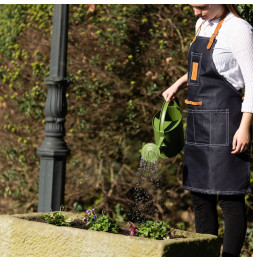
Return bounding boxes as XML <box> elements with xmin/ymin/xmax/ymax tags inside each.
<box><xmin>229</xmin><ymin>22</ymin><xmax>253</xmax><ymax>154</ymax></box>
<box><xmin>231</xmin><ymin>112</ymin><xmax>253</xmax><ymax>154</ymax></box>
<box><xmin>162</xmin><ymin>73</ymin><xmax>188</xmax><ymax>102</ymax></box>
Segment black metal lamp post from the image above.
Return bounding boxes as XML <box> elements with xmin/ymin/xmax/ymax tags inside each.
<box><xmin>37</xmin><ymin>4</ymin><xmax>70</xmax><ymax>212</ymax></box>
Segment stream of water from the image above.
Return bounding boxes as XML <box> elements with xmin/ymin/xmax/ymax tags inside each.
<box><xmin>131</xmin><ymin>157</ymin><xmax>161</xmax><ymax>222</ymax></box>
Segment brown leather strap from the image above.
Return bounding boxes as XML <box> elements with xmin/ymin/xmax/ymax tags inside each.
<box><xmin>185</xmin><ymin>97</ymin><xmax>243</xmax><ymax>105</ymax></box>
<box><xmin>191</xmin><ymin>11</ymin><xmax>228</xmax><ymax>49</ymax></box>
<box><xmin>185</xmin><ymin>99</ymin><xmax>203</xmax><ymax>106</ymax></box>
<box><xmin>192</xmin><ymin>21</ymin><xmax>205</xmax><ymax>44</ymax></box>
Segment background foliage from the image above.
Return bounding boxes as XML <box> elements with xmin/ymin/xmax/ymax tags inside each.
<box><xmin>0</xmin><ymin>4</ymin><xmax>252</xmax><ymax>256</ymax></box>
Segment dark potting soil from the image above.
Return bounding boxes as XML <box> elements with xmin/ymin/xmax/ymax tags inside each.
<box><xmin>25</xmin><ymin>217</ymin><xmax>186</xmax><ymax>239</ymax></box>
<box><xmin>25</xmin><ymin>217</ymin><xmax>89</xmax><ymax>230</ymax></box>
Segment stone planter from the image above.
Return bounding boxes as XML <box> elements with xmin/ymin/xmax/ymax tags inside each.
<box><xmin>0</xmin><ymin>212</ymin><xmax>221</xmax><ymax>257</ymax></box>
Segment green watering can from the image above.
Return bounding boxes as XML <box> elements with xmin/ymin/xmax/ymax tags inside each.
<box><xmin>141</xmin><ymin>99</ymin><xmax>184</xmax><ymax>162</ymax></box>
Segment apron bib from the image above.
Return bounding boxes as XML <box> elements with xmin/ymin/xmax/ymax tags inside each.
<box><xmin>183</xmin><ymin>15</ymin><xmax>251</xmax><ymax>195</ymax></box>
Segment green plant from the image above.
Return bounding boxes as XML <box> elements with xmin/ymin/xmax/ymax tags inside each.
<box><xmin>84</xmin><ymin>209</ymin><xmax>120</xmax><ymax>233</ymax></box>
<box><xmin>16</xmin><ymin>85</ymin><xmax>46</xmax><ymax>118</ymax></box>
<box><xmin>43</xmin><ymin>212</ymin><xmax>72</xmax><ymax>227</ymax></box>
<box><xmin>0</xmin><ymin>5</ymin><xmax>25</xmax><ymax>58</ymax></box>
<box><xmin>2</xmin><ymin>147</ymin><xmax>21</xmax><ymax>161</ymax></box>
<box><xmin>133</xmin><ymin>220</ymin><xmax>171</xmax><ymax>240</ymax></box>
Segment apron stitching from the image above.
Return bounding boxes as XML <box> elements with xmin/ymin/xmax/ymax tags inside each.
<box><xmin>185</xmin><ymin>141</ymin><xmax>229</xmax><ymax>147</ymax></box>
<box><xmin>182</xmin><ymin>185</ymin><xmax>251</xmax><ymax>195</ymax></box>
<box><xmin>188</xmin><ymin>109</ymin><xmax>228</xmax><ymax>113</ymax></box>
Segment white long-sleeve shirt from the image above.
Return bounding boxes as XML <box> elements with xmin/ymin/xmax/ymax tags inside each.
<box><xmin>195</xmin><ymin>12</ymin><xmax>253</xmax><ymax>113</ymax></box>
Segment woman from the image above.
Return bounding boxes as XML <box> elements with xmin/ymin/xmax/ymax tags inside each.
<box><xmin>162</xmin><ymin>4</ymin><xmax>253</xmax><ymax>256</ymax></box>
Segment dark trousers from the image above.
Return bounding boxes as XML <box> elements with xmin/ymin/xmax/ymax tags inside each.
<box><xmin>191</xmin><ymin>191</ymin><xmax>247</xmax><ymax>257</ymax></box>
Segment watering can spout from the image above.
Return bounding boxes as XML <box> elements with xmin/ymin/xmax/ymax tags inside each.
<box><xmin>141</xmin><ymin>99</ymin><xmax>184</xmax><ymax>162</ymax></box>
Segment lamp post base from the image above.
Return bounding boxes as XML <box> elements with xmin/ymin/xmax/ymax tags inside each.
<box><xmin>37</xmin><ymin>146</ymin><xmax>69</xmax><ymax>212</ymax></box>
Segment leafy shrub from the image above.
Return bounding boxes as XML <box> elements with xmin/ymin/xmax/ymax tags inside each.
<box><xmin>0</xmin><ymin>5</ymin><xmax>25</xmax><ymax>58</ymax></box>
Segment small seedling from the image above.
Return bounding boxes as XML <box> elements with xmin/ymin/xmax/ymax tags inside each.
<box><xmin>43</xmin><ymin>212</ymin><xmax>72</xmax><ymax>227</ymax></box>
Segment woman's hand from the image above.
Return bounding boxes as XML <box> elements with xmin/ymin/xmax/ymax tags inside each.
<box><xmin>231</xmin><ymin>127</ymin><xmax>251</xmax><ymax>154</ymax></box>
<box><xmin>162</xmin><ymin>84</ymin><xmax>179</xmax><ymax>102</ymax></box>
<box><xmin>231</xmin><ymin>112</ymin><xmax>252</xmax><ymax>154</ymax></box>
<box><xmin>162</xmin><ymin>73</ymin><xmax>188</xmax><ymax>102</ymax></box>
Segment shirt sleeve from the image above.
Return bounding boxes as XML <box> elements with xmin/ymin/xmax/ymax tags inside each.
<box><xmin>230</xmin><ymin>20</ymin><xmax>253</xmax><ymax>113</ymax></box>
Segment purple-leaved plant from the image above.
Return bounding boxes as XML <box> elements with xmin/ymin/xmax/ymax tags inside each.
<box><xmin>83</xmin><ymin>208</ymin><xmax>98</xmax><ymax>224</ymax></box>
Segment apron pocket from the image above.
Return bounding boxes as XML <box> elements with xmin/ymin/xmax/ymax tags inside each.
<box><xmin>186</xmin><ymin>109</ymin><xmax>229</xmax><ymax>146</ymax></box>
<box><xmin>194</xmin><ymin>111</ymin><xmax>210</xmax><ymax>144</ymax></box>
<box><xmin>210</xmin><ymin>109</ymin><xmax>229</xmax><ymax>145</ymax></box>
<box><xmin>189</xmin><ymin>52</ymin><xmax>202</xmax><ymax>87</ymax></box>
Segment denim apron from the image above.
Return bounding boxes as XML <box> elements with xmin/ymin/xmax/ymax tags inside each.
<box><xmin>183</xmin><ymin>15</ymin><xmax>251</xmax><ymax>195</ymax></box>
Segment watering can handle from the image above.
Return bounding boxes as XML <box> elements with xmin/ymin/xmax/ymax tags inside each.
<box><xmin>159</xmin><ymin>99</ymin><xmax>179</xmax><ymax>132</ymax></box>
<box><xmin>159</xmin><ymin>101</ymin><xmax>169</xmax><ymax>133</ymax></box>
